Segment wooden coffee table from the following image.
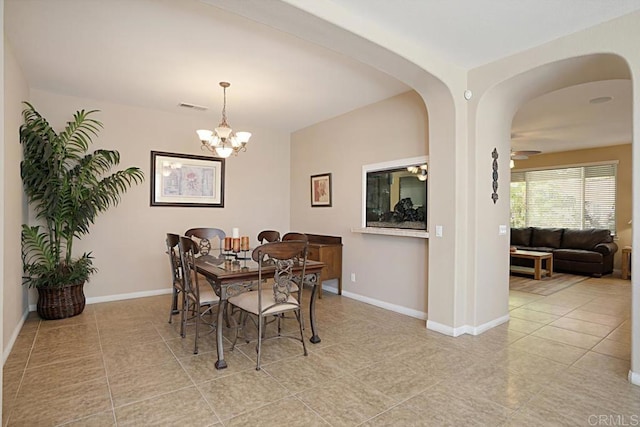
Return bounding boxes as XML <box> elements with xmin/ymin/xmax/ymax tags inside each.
<box><xmin>510</xmin><ymin>249</ymin><xmax>553</xmax><ymax>280</ymax></box>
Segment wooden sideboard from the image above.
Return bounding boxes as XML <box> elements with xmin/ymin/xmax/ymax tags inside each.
<box><xmin>306</xmin><ymin>234</ymin><xmax>343</xmax><ymax>298</ymax></box>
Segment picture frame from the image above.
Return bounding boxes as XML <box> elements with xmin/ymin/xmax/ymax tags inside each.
<box><xmin>150</xmin><ymin>151</ymin><xmax>225</xmax><ymax>207</ymax></box>
<box><xmin>310</xmin><ymin>173</ymin><xmax>332</xmax><ymax>207</ymax></box>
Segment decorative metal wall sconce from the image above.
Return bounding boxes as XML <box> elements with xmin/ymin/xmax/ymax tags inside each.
<box><xmin>491</xmin><ymin>148</ymin><xmax>499</xmax><ymax>204</ymax></box>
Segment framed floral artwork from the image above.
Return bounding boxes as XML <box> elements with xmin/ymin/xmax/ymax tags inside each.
<box><xmin>150</xmin><ymin>151</ymin><xmax>225</xmax><ymax>207</ymax></box>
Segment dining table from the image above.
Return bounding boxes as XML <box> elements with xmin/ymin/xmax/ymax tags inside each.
<box><xmin>195</xmin><ymin>251</ymin><xmax>325</xmax><ymax>369</ymax></box>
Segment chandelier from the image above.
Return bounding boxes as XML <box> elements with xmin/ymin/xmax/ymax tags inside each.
<box><xmin>196</xmin><ymin>82</ymin><xmax>251</xmax><ymax>158</ymax></box>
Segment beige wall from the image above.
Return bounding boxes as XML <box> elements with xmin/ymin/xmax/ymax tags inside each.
<box><xmin>468</xmin><ymin>12</ymin><xmax>640</xmax><ymax>378</ymax></box>
<box><xmin>291</xmin><ymin>91</ymin><xmax>429</xmax><ymax>316</ymax></box>
<box><xmin>513</xmin><ymin>144</ymin><xmax>632</xmax><ymax>270</ymax></box>
<box><xmin>27</xmin><ymin>89</ymin><xmax>292</xmax><ymax>303</ymax></box>
<box><xmin>3</xmin><ymin>38</ymin><xmax>28</xmax><ymax>359</ymax></box>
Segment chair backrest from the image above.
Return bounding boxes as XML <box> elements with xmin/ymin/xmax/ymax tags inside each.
<box><xmin>257</xmin><ymin>230</ymin><xmax>281</xmax><ymax>243</ymax></box>
<box><xmin>281</xmin><ymin>232</ymin><xmax>308</xmax><ymax>242</ymax></box>
<box><xmin>166</xmin><ymin>233</ymin><xmax>181</xmax><ymax>285</ymax></box>
<box><xmin>178</xmin><ymin>235</ymin><xmax>201</xmax><ymax>301</ymax></box>
<box><xmin>253</xmin><ymin>241</ymin><xmax>308</xmax><ymax>310</ymax></box>
<box><xmin>185</xmin><ymin>228</ymin><xmax>226</xmax><ymax>255</ymax></box>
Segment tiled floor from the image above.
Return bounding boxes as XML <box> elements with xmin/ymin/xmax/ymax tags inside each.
<box><xmin>3</xmin><ymin>275</ymin><xmax>639</xmax><ymax>426</ymax></box>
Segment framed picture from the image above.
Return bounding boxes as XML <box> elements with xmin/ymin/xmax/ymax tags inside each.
<box><xmin>310</xmin><ymin>173</ymin><xmax>332</xmax><ymax>207</ymax></box>
<box><xmin>150</xmin><ymin>151</ymin><xmax>225</xmax><ymax>207</ymax></box>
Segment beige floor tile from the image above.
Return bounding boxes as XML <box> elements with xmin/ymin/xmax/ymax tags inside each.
<box><xmin>592</xmin><ymin>338</ymin><xmax>631</xmax><ymax>360</ymax></box>
<box><xmin>225</xmin><ymin>396</ymin><xmax>328</xmax><ymax>426</ymax></box>
<box><xmin>198</xmin><ymin>369</ymin><xmax>289</xmax><ymax>421</ymax></box>
<box><xmin>37</xmin><ymin>308</ymin><xmax>96</xmax><ymax>331</ymax></box>
<box><xmin>403</xmin><ymin>386</ymin><xmax>513</xmax><ymax>424</ymax></box>
<box><xmin>262</xmin><ymin>352</ymin><xmax>344</xmax><ymax>394</ymax></box>
<box><xmin>509</xmin><ymin>308</ymin><xmax>561</xmax><ymax>324</ymax></box>
<box><xmin>109</xmin><ymin>358</ymin><xmax>192</xmax><ymax>407</ymax></box>
<box><xmin>9</xmin><ymin>377</ymin><xmax>111</xmax><ymax>427</ymax></box>
<box><xmin>549</xmin><ymin>316</ymin><xmax>615</xmax><ymax>337</ymax></box>
<box><xmin>573</xmin><ymin>351</ymin><xmax>630</xmax><ymax>380</ymax></box>
<box><xmin>532</xmin><ymin>325</ymin><xmax>602</xmax><ymax>349</ymax></box>
<box><xmin>235</xmin><ymin>335</ymin><xmax>307</xmax><ymax>367</ymax></box>
<box><xmin>521</xmin><ymin>301</ymin><xmax>573</xmax><ymax>316</ymax></box>
<box><xmin>179</xmin><ymin>349</ymin><xmax>254</xmax><ymax>383</ymax></box>
<box><xmin>505</xmin><ymin>317</ymin><xmax>546</xmax><ymax>334</ymax></box>
<box><xmin>62</xmin><ymin>410</ymin><xmax>116</xmax><ymax>426</ymax></box>
<box><xmin>27</xmin><ymin>338</ymin><xmax>102</xmax><ymax>368</ymax></box>
<box><xmin>361</xmin><ymin>404</ymin><xmax>429</xmax><ymax>427</ymax></box>
<box><xmin>606</xmin><ymin>326</ymin><xmax>631</xmax><ymax>344</ymax></box>
<box><xmin>493</xmin><ymin>348</ymin><xmax>567</xmax><ymax>382</ymax></box>
<box><xmin>352</xmin><ymin>358</ymin><xmax>434</xmax><ymax>402</ymax></box>
<box><xmin>446</xmin><ymin>364</ymin><xmax>543</xmax><ymax>410</ymax></box>
<box><xmin>509</xmin><ymin>335</ymin><xmax>587</xmax><ymax>365</ymax></box>
<box><xmin>20</xmin><ymin>353</ymin><xmax>105</xmax><ymax>394</ymax></box>
<box><xmin>102</xmin><ymin>340</ymin><xmax>176</xmax><ymax>374</ymax></box>
<box><xmin>565</xmin><ymin>309</ymin><xmax>625</xmax><ymax>327</ymax></box>
<box><xmin>115</xmin><ymin>386</ymin><xmax>219</xmax><ymax>426</ymax></box>
<box><xmin>296</xmin><ymin>375</ymin><xmax>396</xmax><ymax>426</ymax></box>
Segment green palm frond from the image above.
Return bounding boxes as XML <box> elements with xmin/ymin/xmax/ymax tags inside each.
<box><xmin>20</xmin><ymin>103</ymin><xmax>144</xmax><ymax>288</ymax></box>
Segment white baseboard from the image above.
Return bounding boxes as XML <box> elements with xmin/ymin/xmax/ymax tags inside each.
<box><xmin>427</xmin><ymin>314</ymin><xmax>510</xmax><ymax>337</ymax></box>
<box><xmin>340</xmin><ymin>290</ymin><xmax>427</xmax><ymax>320</ymax></box>
<box><xmin>3</xmin><ymin>307</ymin><xmax>30</xmax><ymax>365</ymax></box>
<box><xmin>321</xmin><ymin>284</ymin><xmax>339</xmax><ymax>295</ymax></box>
<box><xmin>629</xmin><ymin>370</ymin><xmax>640</xmax><ymax>386</ymax></box>
<box><xmin>28</xmin><ymin>288</ymin><xmax>173</xmax><ymax>312</ymax></box>
<box><xmin>426</xmin><ymin>320</ymin><xmax>466</xmax><ymax>337</ymax></box>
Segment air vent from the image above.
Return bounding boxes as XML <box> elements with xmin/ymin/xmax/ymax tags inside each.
<box><xmin>178</xmin><ymin>102</ymin><xmax>208</xmax><ymax>111</ymax></box>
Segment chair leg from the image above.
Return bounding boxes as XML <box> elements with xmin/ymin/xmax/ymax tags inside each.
<box><xmin>179</xmin><ymin>293</ymin><xmax>187</xmax><ymax>338</ymax></box>
<box><xmin>193</xmin><ymin>304</ymin><xmax>200</xmax><ymax>354</ymax></box>
<box><xmin>256</xmin><ymin>315</ymin><xmax>263</xmax><ymax>370</ymax></box>
<box><xmin>298</xmin><ymin>309</ymin><xmax>308</xmax><ymax>356</ymax></box>
<box><xmin>168</xmin><ymin>288</ymin><xmax>177</xmax><ymax>324</ymax></box>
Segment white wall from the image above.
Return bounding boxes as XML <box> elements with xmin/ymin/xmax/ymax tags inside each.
<box><xmin>3</xmin><ymin>38</ymin><xmax>28</xmax><ymax>359</ymax></box>
<box><xmin>27</xmin><ymin>90</ymin><xmax>291</xmax><ymax>302</ymax></box>
<box><xmin>291</xmin><ymin>91</ymin><xmax>429</xmax><ymax>316</ymax></box>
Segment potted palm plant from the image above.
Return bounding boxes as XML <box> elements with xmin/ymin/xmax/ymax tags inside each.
<box><xmin>20</xmin><ymin>103</ymin><xmax>144</xmax><ymax>319</ymax></box>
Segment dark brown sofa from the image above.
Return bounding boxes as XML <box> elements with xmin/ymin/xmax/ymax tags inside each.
<box><xmin>510</xmin><ymin>227</ymin><xmax>618</xmax><ymax>277</ymax></box>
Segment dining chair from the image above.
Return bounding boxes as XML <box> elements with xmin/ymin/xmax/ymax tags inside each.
<box><xmin>282</xmin><ymin>232</ymin><xmax>308</xmax><ymax>242</ymax></box>
<box><xmin>178</xmin><ymin>235</ymin><xmax>220</xmax><ymax>354</ymax></box>
<box><xmin>228</xmin><ymin>240</ymin><xmax>309</xmax><ymax>370</ymax></box>
<box><xmin>166</xmin><ymin>233</ymin><xmax>187</xmax><ymax>337</ymax></box>
<box><xmin>257</xmin><ymin>230</ymin><xmax>280</xmax><ymax>244</ymax></box>
<box><xmin>185</xmin><ymin>227</ymin><xmax>226</xmax><ymax>255</ymax></box>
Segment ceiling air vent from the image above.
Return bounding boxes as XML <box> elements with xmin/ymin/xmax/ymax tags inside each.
<box><xmin>178</xmin><ymin>102</ymin><xmax>208</xmax><ymax>111</ymax></box>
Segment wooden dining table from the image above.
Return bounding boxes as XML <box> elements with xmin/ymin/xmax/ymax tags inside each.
<box><xmin>195</xmin><ymin>252</ymin><xmax>325</xmax><ymax>369</ymax></box>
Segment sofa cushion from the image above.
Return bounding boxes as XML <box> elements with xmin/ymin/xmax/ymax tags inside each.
<box><xmin>527</xmin><ymin>247</ymin><xmax>554</xmax><ymax>253</ymax></box>
<box><xmin>560</xmin><ymin>228</ymin><xmax>612</xmax><ymax>250</ymax></box>
<box><xmin>510</xmin><ymin>227</ymin><xmax>532</xmax><ymax>246</ymax></box>
<box><xmin>530</xmin><ymin>227</ymin><xmax>564</xmax><ymax>249</ymax></box>
<box><xmin>552</xmin><ymin>249</ymin><xmax>603</xmax><ymax>263</ymax></box>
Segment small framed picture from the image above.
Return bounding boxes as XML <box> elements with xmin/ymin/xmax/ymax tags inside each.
<box><xmin>310</xmin><ymin>173</ymin><xmax>332</xmax><ymax>207</ymax></box>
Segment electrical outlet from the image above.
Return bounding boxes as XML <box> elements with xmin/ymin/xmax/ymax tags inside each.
<box><xmin>435</xmin><ymin>225</ymin><xmax>443</xmax><ymax>237</ymax></box>
<box><xmin>499</xmin><ymin>225</ymin><xmax>507</xmax><ymax>235</ymax></box>
<box><xmin>350</xmin><ymin>273</ymin><xmax>356</xmax><ymax>282</ymax></box>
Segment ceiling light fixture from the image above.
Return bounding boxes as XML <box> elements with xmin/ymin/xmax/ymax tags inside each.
<box><xmin>407</xmin><ymin>164</ymin><xmax>428</xmax><ymax>181</ymax></box>
<box><xmin>196</xmin><ymin>82</ymin><xmax>251</xmax><ymax>158</ymax></box>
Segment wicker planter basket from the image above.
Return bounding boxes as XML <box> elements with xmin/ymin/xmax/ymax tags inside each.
<box><xmin>37</xmin><ymin>282</ymin><xmax>86</xmax><ymax>320</ymax></box>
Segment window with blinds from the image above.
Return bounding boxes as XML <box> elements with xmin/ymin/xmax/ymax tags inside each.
<box><xmin>510</xmin><ymin>163</ymin><xmax>617</xmax><ymax>233</ymax></box>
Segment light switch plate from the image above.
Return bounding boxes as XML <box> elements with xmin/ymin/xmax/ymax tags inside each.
<box><xmin>499</xmin><ymin>225</ymin><xmax>507</xmax><ymax>235</ymax></box>
<box><xmin>435</xmin><ymin>225</ymin><xmax>443</xmax><ymax>237</ymax></box>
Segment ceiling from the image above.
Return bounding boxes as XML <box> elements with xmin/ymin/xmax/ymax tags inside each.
<box><xmin>5</xmin><ymin>0</ymin><xmax>639</xmax><ymax>152</ymax></box>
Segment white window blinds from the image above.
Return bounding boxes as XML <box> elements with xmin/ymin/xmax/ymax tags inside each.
<box><xmin>510</xmin><ymin>163</ymin><xmax>617</xmax><ymax>233</ymax></box>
